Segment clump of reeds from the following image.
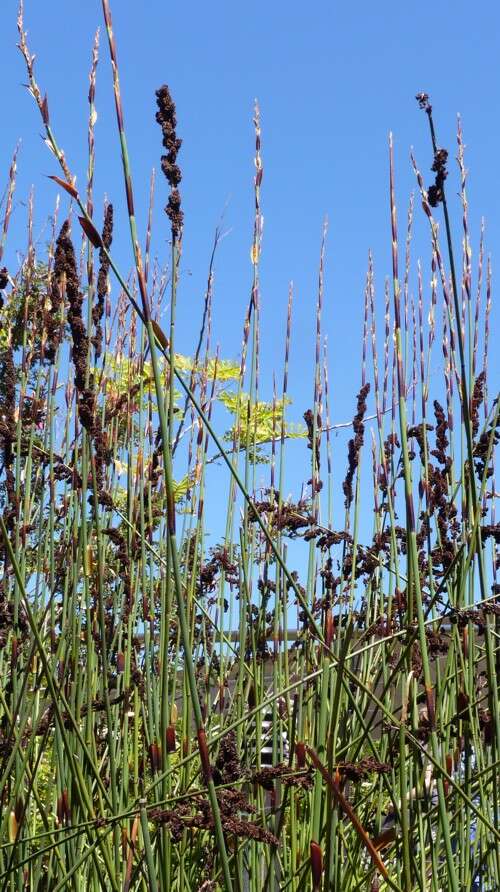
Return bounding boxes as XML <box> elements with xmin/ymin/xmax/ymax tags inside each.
<box><xmin>0</xmin><ymin>4</ymin><xmax>497</xmax><ymax>892</ymax></box>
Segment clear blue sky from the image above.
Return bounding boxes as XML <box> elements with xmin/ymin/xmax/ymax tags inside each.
<box><xmin>1</xmin><ymin>1</ymin><xmax>498</xmax><ymax>539</ymax></box>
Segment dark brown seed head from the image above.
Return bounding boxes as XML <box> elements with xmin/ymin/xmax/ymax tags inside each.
<box><xmin>416</xmin><ymin>92</ymin><xmax>431</xmax><ymax>113</ymax></box>
<box><xmin>155</xmin><ymin>84</ymin><xmax>183</xmax><ymax>237</ymax></box>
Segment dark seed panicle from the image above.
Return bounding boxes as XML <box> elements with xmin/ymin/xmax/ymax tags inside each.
<box><xmin>155</xmin><ymin>84</ymin><xmax>184</xmax><ymax>237</ymax></box>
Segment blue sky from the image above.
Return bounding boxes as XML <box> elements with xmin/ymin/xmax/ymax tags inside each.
<box><xmin>1</xmin><ymin>1</ymin><xmax>498</xmax><ymax>545</ymax></box>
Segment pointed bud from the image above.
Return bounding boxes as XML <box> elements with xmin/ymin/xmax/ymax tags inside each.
<box><xmin>8</xmin><ymin>812</ymin><xmax>18</xmax><ymax>844</ymax></box>
<box><xmin>148</xmin><ymin>742</ymin><xmax>162</xmax><ymax>773</ymax></box>
<box><xmin>62</xmin><ymin>789</ymin><xmax>71</xmax><ymax>824</ymax></box>
<box><xmin>325</xmin><ymin>608</ymin><xmax>334</xmax><ymax>648</ymax></box>
<box><xmin>248</xmin><ymin>684</ymin><xmax>256</xmax><ymax>710</ymax></box>
<box><xmin>15</xmin><ymin>797</ymin><xmax>24</xmax><ymax>824</ymax></box>
<box><xmin>310</xmin><ymin>841</ymin><xmax>323</xmax><ymax>890</ymax></box>
<box><xmin>165</xmin><ymin>725</ymin><xmax>176</xmax><ymax>753</ymax></box>
<box><xmin>295</xmin><ymin>742</ymin><xmax>306</xmax><ymax>768</ymax></box>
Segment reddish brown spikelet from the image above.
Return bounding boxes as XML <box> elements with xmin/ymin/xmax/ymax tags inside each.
<box><xmin>425</xmin><ymin>685</ymin><xmax>436</xmax><ymax>728</ymax></box>
<box><xmin>324</xmin><ymin>608</ymin><xmax>334</xmax><ymax>648</ymax></box>
<box><xmin>444</xmin><ymin>753</ymin><xmax>453</xmax><ymax>797</ymax></box>
<box><xmin>295</xmin><ymin>741</ymin><xmax>306</xmax><ymax>768</ymax></box>
<box><xmin>149</xmin><ymin>742</ymin><xmax>162</xmax><ymax>773</ymax></box>
<box><xmin>310</xmin><ymin>841</ymin><xmax>323</xmax><ymax>890</ymax></box>
<box><xmin>165</xmin><ymin>725</ymin><xmax>176</xmax><ymax>753</ymax></box>
<box><xmin>197</xmin><ymin>728</ymin><xmax>212</xmax><ymax>783</ymax></box>
<box><xmin>14</xmin><ymin>797</ymin><xmax>24</xmax><ymax>825</ymax></box>
<box><xmin>56</xmin><ymin>790</ymin><xmax>71</xmax><ymax>825</ymax></box>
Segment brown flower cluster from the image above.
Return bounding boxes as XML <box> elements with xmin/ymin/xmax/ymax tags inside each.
<box><xmin>198</xmin><ymin>546</ymin><xmax>239</xmax><ymax>597</ymax></box>
<box><xmin>43</xmin><ymin>232</ymin><xmax>68</xmax><ymax>363</ymax></box>
<box><xmin>155</xmin><ymin>85</ymin><xmax>183</xmax><ymax>238</ymax></box>
<box><xmin>415</xmin><ymin>94</ymin><xmax>449</xmax><ymax>205</ymax></box>
<box><xmin>431</xmin><ymin>400</ymin><xmax>450</xmax><ymax>468</ymax></box>
<box><xmin>408</xmin><ymin>422</ymin><xmax>434</xmax><ymax>465</ymax></box>
<box><xmin>314</xmin><ymin>529</ymin><xmax>351</xmax><ymax>550</ymax></box>
<box><xmin>377</xmin><ymin>432</ymin><xmax>400</xmax><ymax>499</ymax></box>
<box><xmin>416</xmin><ymin>93</ymin><xmax>431</xmax><ymax>113</ymax></box>
<box><xmin>303</xmin><ymin>408</ymin><xmax>321</xmax><ymax>471</ymax></box>
<box><xmin>56</xmin><ymin>222</ymin><xmax>88</xmax><ymax>392</ymax></box>
<box><xmin>55</xmin><ymin>222</ymin><xmax>111</xmax><ymax>506</ymax></box>
<box><xmin>338</xmin><ymin>756</ymin><xmax>391</xmax><ymax>782</ymax></box>
<box><xmin>92</xmin><ymin>203</ymin><xmax>113</xmax><ymax>358</ymax></box>
<box><xmin>251</xmin><ymin>764</ymin><xmax>313</xmax><ymax>791</ymax></box>
<box><xmin>0</xmin><ymin>345</ymin><xmax>18</xmax><ymax>533</ymax></box>
<box><xmin>424</xmin><ymin>400</ymin><xmax>459</xmax><ymax>575</ymax></box>
<box><xmin>248</xmin><ymin>493</ymin><xmax>313</xmax><ymax>538</ymax></box>
<box><xmin>428</xmin><ymin>147</ymin><xmax>448</xmax><ymax>208</ymax></box>
<box><xmin>151</xmin><ymin>787</ymin><xmax>278</xmax><ymax>846</ymax></box>
<box><xmin>343</xmin><ymin>383</ymin><xmax>370</xmax><ymax>509</ymax></box>
<box><xmin>212</xmin><ymin>731</ymin><xmax>242</xmax><ymax>785</ymax></box>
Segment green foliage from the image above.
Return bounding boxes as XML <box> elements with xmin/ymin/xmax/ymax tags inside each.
<box><xmin>219</xmin><ymin>390</ymin><xmax>306</xmax><ymax>455</ymax></box>
<box><xmin>174</xmin><ymin>354</ymin><xmax>240</xmax><ymax>382</ymax></box>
